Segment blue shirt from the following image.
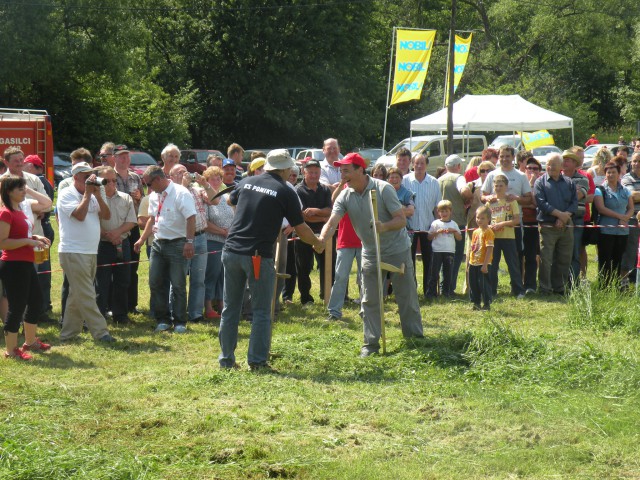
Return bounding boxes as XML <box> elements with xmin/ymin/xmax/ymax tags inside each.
<box><xmin>395</xmin><ymin>184</ymin><xmax>415</xmax><ymax>207</ymax></box>
<box><xmin>594</xmin><ymin>183</ymin><xmax>632</xmax><ymax>235</ymax></box>
<box><xmin>533</xmin><ymin>173</ymin><xmax>578</xmax><ymax>223</ymax></box>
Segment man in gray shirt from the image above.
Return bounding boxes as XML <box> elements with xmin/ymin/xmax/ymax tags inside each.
<box><xmin>319</xmin><ymin>153</ymin><xmax>423</xmax><ymax>357</ymax></box>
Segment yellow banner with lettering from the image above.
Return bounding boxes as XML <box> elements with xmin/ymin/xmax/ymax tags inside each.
<box><xmin>520</xmin><ymin>130</ymin><xmax>555</xmax><ymax>149</ymax></box>
<box><xmin>445</xmin><ymin>33</ymin><xmax>472</xmax><ymax>106</ymax></box>
<box><xmin>390</xmin><ymin>29</ymin><xmax>436</xmax><ymax>106</ymax></box>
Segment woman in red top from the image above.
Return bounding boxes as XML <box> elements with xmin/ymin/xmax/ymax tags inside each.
<box><xmin>0</xmin><ymin>176</ymin><xmax>52</xmax><ymax>360</ymax></box>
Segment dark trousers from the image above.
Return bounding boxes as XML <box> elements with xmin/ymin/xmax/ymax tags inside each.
<box><xmin>96</xmin><ymin>239</ymin><xmax>131</xmax><ymax>317</ymax></box>
<box><xmin>127</xmin><ymin>226</ymin><xmax>141</xmax><ymax>311</ymax></box>
<box><xmin>61</xmin><ymin>274</ymin><xmax>69</xmax><ymax>319</ymax></box>
<box><xmin>411</xmin><ymin>232</ymin><xmax>432</xmax><ymax>295</ymax></box>
<box><xmin>0</xmin><ymin>261</ymin><xmax>42</xmax><ymax>333</ymax></box>
<box><xmin>427</xmin><ymin>251</ymin><xmax>454</xmax><ymax>297</ymax></box>
<box><xmin>522</xmin><ymin>223</ymin><xmax>539</xmax><ymax>291</ymax></box>
<box><xmin>598</xmin><ymin>233</ymin><xmax>628</xmax><ymax>286</ymax></box>
<box><xmin>282</xmin><ymin>237</ymin><xmax>297</xmax><ymax>301</ymax></box>
<box><xmin>469</xmin><ymin>264</ymin><xmax>492</xmax><ymax>308</ymax></box>
<box><xmin>490</xmin><ymin>238</ymin><xmax>525</xmax><ymax>296</ymax></box>
<box><xmin>38</xmin><ymin>219</ymin><xmax>54</xmax><ymax>314</ymax></box>
<box><xmin>295</xmin><ymin>237</ymin><xmax>335</xmax><ymax>302</ymax></box>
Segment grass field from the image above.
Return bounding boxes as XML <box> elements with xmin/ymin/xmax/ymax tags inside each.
<box><xmin>1</xmin><ymin>224</ymin><xmax>640</xmax><ymax>479</ymax></box>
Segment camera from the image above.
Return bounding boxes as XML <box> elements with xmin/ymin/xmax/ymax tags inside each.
<box><xmin>188</xmin><ymin>173</ymin><xmax>197</xmax><ymax>181</ymax></box>
<box><xmin>86</xmin><ymin>178</ymin><xmax>108</xmax><ymax>186</ymax></box>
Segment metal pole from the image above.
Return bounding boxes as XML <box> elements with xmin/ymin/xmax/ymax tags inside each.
<box><xmin>382</xmin><ymin>27</ymin><xmax>396</xmax><ymax>153</ymax></box>
<box><xmin>446</xmin><ymin>0</ymin><xmax>457</xmax><ymax>154</ymax></box>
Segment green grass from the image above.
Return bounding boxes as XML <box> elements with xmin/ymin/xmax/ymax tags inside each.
<box><xmin>1</xmin><ymin>226</ymin><xmax>640</xmax><ymax>479</ymax></box>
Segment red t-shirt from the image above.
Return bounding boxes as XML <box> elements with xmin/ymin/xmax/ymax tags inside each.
<box><xmin>337</xmin><ymin>214</ymin><xmax>361</xmax><ymax>249</ymax></box>
<box><xmin>580</xmin><ymin>169</ymin><xmax>596</xmax><ymax>221</ymax></box>
<box><xmin>0</xmin><ymin>207</ymin><xmax>34</xmax><ymax>262</ymax></box>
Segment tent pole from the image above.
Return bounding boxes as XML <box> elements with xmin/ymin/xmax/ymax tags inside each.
<box><xmin>382</xmin><ymin>27</ymin><xmax>397</xmax><ymax>153</ymax></box>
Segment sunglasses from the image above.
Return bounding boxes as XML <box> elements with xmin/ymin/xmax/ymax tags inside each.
<box><xmin>526</xmin><ymin>166</ymin><xmax>540</xmax><ymax>171</ymax></box>
<box><xmin>478</xmin><ymin>169</ymin><xmax>490</xmax><ymax>174</ymax></box>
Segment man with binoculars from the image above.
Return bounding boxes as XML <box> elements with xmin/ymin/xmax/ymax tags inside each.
<box><xmin>57</xmin><ymin>158</ymin><xmax>116</xmax><ymax>343</ymax></box>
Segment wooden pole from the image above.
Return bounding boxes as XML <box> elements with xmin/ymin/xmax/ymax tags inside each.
<box><xmin>323</xmin><ymin>236</ymin><xmax>333</xmax><ymax>307</ymax></box>
<box><xmin>369</xmin><ymin>189</ymin><xmax>386</xmax><ymax>354</ymax></box>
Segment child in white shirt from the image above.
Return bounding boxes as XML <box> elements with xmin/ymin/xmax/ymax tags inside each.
<box><xmin>426</xmin><ymin>200</ymin><xmax>462</xmax><ymax>298</ymax></box>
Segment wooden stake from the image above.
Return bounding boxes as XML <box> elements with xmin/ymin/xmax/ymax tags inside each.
<box><xmin>369</xmin><ymin>189</ymin><xmax>386</xmax><ymax>354</ymax></box>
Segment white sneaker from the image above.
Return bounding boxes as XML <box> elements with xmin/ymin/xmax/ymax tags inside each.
<box><xmin>516</xmin><ymin>293</ymin><xmax>526</xmax><ymax>300</ymax></box>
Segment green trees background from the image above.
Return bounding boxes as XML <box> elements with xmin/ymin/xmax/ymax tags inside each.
<box><xmin>2</xmin><ymin>0</ymin><xmax>639</xmax><ymax>156</ymax></box>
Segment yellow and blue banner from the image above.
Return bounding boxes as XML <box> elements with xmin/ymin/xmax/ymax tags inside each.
<box><xmin>520</xmin><ymin>130</ymin><xmax>555</xmax><ymax>149</ymax></box>
<box><xmin>390</xmin><ymin>29</ymin><xmax>436</xmax><ymax>106</ymax></box>
<box><xmin>445</xmin><ymin>33</ymin><xmax>472</xmax><ymax>106</ymax></box>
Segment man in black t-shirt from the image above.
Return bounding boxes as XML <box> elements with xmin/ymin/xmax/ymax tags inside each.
<box><xmin>219</xmin><ymin>149</ymin><xmax>324</xmax><ymax>371</ymax></box>
<box><xmin>295</xmin><ymin>159</ymin><xmax>333</xmax><ymax>304</ymax></box>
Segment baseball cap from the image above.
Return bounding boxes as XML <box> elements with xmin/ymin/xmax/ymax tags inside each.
<box><xmin>113</xmin><ymin>144</ymin><xmax>130</xmax><ymax>155</ymax></box>
<box><xmin>249</xmin><ymin>158</ymin><xmax>266</xmax><ymax>172</ymax></box>
<box><xmin>265</xmin><ymin>149</ymin><xmax>295</xmax><ymax>171</ymax></box>
<box><xmin>23</xmin><ymin>154</ymin><xmax>44</xmax><ymax>168</ymax></box>
<box><xmin>71</xmin><ymin>162</ymin><xmax>95</xmax><ymax>176</ymax></box>
<box><xmin>222</xmin><ymin>158</ymin><xmax>236</xmax><ymax>168</ymax></box>
<box><xmin>445</xmin><ymin>154</ymin><xmax>464</xmax><ymax>167</ymax></box>
<box><xmin>335</xmin><ymin>152</ymin><xmax>366</xmax><ymax>169</ymax></box>
<box><xmin>304</xmin><ymin>159</ymin><xmax>321</xmax><ymax>168</ymax></box>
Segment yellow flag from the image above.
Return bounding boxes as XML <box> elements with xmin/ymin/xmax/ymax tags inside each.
<box><xmin>390</xmin><ymin>29</ymin><xmax>436</xmax><ymax>106</ymax></box>
<box><xmin>445</xmin><ymin>33</ymin><xmax>472</xmax><ymax>106</ymax></box>
<box><xmin>520</xmin><ymin>130</ymin><xmax>555</xmax><ymax>149</ymax></box>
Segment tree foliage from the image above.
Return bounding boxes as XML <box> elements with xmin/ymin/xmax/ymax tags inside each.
<box><xmin>1</xmin><ymin>0</ymin><xmax>640</xmax><ymax>152</ymax></box>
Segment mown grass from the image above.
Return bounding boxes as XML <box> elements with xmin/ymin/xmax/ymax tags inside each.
<box><xmin>1</xmin><ymin>230</ymin><xmax>640</xmax><ymax>479</ymax></box>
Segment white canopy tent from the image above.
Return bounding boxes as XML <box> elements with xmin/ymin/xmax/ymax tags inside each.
<box><xmin>409</xmin><ymin>94</ymin><xmax>574</xmax><ymax>145</ymax></box>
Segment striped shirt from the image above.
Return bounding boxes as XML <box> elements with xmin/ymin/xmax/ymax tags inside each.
<box><xmin>402</xmin><ymin>172</ymin><xmax>441</xmax><ymax>232</ymax></box>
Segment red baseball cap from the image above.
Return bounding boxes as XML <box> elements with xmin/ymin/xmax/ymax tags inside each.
<box><xmin>23</xmin><ymin>154</ymin><xmax>44</xmax><ymax>168</ymax></box>
<box><xmin>335</xmin><ymin>152</ymin><xmax>366</xmax><ymax>169</ymax></box>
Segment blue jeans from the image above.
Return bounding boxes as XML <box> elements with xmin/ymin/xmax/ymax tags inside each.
<box><xmin>187</xmin><ymin>234</ymin><xmax>207</xmax><ymax>320</ymax></box>
<box><xmin>149</xmin><ymin>238</ymin><xmax>188</xmax><ymax>325</ymax></box>
<box><xmin>205</xmin><ymin>240</ymin><xmax>225</xmax><ymax>302</ymax></box>
<box><xmin>327</xmin><ymin>247</ymin><xmax>361</xmax><ymax>318</ymax></box>
<box><xmin>219</xmin><ymin>250</ymin><xmax>275</xmax><ymax>367</ymax></box>
<box><xmin>490</xmin><ymin>238</ymin><xmax>525</xmax><ymax>296</ymax></box>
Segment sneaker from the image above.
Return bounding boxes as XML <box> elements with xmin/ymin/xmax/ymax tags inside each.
<box><xmin>359</xmin><ymin>347</ymin><xmax>379</xmax><ymax>358</ymax></box>
<box><xmin>22</xmin><ymin>338</ymin><xmax>51</xmax><ymax>352</ymax></box>
<box><xmin>154</xmin><ymin>323</ymin><xmax>171</xmax><ymax>333</ymax></box>
<box><xmin>220</xmin><ymin>362</ymin><xmax>241</xmax><ymax>370</ymax></box>
<box><xmin>516</xmin><ymin>293</ymin><xmax>526</xmax><ymax>300</ymax></box>
<box><xmin>174</xmin><ymin>324</ymin><xmax>187</xmax><ymax>334</ymax></box>
<box><xmin>525</xmin><ymin>288</ymin><xmax>536</xmax><ymax>295</ymax></box>
<box><xmin>249</xmin><ymin>363</ymin><xmax>277</xmax><ymax>373</ymax></box>
<box><xmin>98</xmin><ymin>334</ymin><xmax>116</xmax><ymax>343</ymax></box>
<box><xmin>206</xmin><ymin>310</ymin><xmax>221</xmax><ymax>319</ymax></box>
<box><xmin>4</xmin><ymin>347</ymin><xmax>33</xmax><ymax>360</ymax></box>
<box><xmin>326</xmin><ymin>315</ymin><xmax>340</xmax><ymax>322</ymax></box>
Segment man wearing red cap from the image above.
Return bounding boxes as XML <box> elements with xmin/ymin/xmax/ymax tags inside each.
<box><xmin>319</xmin><ymin>153</ymin><xmax>423</xmax><ymax>358</ymax></box>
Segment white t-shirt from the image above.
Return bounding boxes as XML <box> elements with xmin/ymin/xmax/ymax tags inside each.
<box><xmin>57</xmin><ymin>185</ymin><xmax>101</xmax><ymax>254</ymax></box>
<box><xmin>148</xmin><ymin>182</ymin><xmax>197</xmax><ymax>240</ymax></box>
<box><xmin>481</xmin><ymin>168</ymin><xmax>532</xmax><ymax>197</ymax></box>
<box><xmin>428</xmin><ymin>219</ymin><xmax>460</xmax><ymax>253</ymax></box>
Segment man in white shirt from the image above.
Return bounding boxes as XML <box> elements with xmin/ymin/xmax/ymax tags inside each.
<box><xmin>57</xmin><ymin>162</ymin><xmax>115</xmax><ymax>343</ymax></box>
<box><xmin>402</xmin><ymin>154</ymin><xmax>441</xmax><ymax>296</ymax></box>
<box><xmin>319</xmin><ymin>138</ymin><xmax>342</xmax><ymax>191</ymax></box>
<box><xmin>134</xmin><ymin>165</ymin><xmax>196</xmax><ymax>333</ymax></box>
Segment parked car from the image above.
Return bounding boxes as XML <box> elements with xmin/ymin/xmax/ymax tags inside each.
<box><xmin>284</xmin><ymin>146</ymin><xmax>311</xmax><ymax>160</ymax></box>
<box><xmin>180</xmin><ymin>149</ymin><xmax>223</xmax><ymax>166</ymax></box>
<box><xmin>376</xmin><ymin>135</ymin><xmax>487</xmax><ymax>175</ymax></box>
<box><xmin>53</xmin><ymin>152</ymin><xmax>72</xmax><ymax>186</ymax></box>
<box><xmin>128</xmin><ymin>151</ymin><xmax>159</xmax><ymax>179</ymax></box>
<box><xmin>532</xmin><ymin>145</ymin><xmax>563</xmax><ymax>168</ymax></box>
<box><xmin>243</xmin><ymin>149</ymin><xmax>270</xmax><ymax>163</ymax></box>
<box><xmin>294</xmin><ymin>149</ymin><xmax>344</xmax><ymax>167</ymax></box>
<box><xmin>489</xmin><ymin>135</ymin><xmax>524</xmax><ymax>151</ymax></box>
<box><xmin>354</xmin><ymin>147</ymin><xmax>387</xmax><ymax>167</ymax></box>
<box><xmin>583</xmin><ymin>143</ymin><xmax>628</xmax><ymax>169</ymax></box>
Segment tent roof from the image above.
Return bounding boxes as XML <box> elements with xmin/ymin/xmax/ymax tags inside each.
<box><xmin>410</xmin><ymin>95</ymin><xmax>573</xmax><ymax>132</ymax></box>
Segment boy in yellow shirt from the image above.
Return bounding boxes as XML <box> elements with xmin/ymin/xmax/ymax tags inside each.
<box><xmin>469</xmin><ymin>206</ymin><xmax>495</xmax><ymax>310</ymax></box>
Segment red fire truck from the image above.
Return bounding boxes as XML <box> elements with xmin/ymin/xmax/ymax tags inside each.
<box><xmin>0</xmin><ymin>108</ymin><xmax>54</xmax><ymax>185</ymax></box>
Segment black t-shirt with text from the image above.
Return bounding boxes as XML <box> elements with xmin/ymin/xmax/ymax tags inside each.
<box><xmin>224</xmin><ymin>172</ymin><xmax>304</xmax><ymax>257</ymax></box>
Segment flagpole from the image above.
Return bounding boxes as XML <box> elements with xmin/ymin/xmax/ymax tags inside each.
<box><xmin>443</xmin><ymin>33</ymin><xmax>451</xmax><ymax>109</ymax></box>
<box><xmin>446</xmin><ymin>0</ymin><xmax>457</xmax><ymax>153</ymax></box>
<box><xmin>382</xmin><ymin>27</ymin><xmax>396</xmax><ymax>153</ymax></box>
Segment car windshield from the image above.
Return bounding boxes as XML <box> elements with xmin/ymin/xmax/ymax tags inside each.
<box><xmin>389</xmin><ymin>139</ymin><xmax>429</xmax><ymax>154</ymax></box>
<box><xmin>129</xmin><ymin>152</ymin><xmax>157</xmax><ymax>166</ymax></box>
<box><xmin>491</xmin><ymin>137</ymin><xmax>520</xmax><ymax>148</ymax></box>
<box><xmin>54</xmin><ymin>154</ymin><xmax>71</xmax><ymax>166</ymax></box>
<box><xmin>532</xmin><ymin>146</ymin><xmax>560</xmax><ymax>155</ymax></box>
